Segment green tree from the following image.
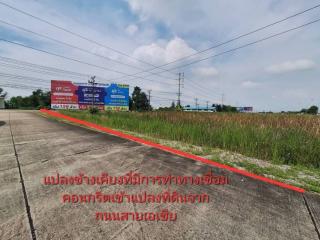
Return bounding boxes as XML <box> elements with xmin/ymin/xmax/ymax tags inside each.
<box><xmin>131</xmin><ymin>86</ymin><xmax>150</xmax><ymax>111</ymax></box>
<box><xmin>129</xmin><ymin>96</ymin><xmax>133</xmax><ymax>111</ymax></box>
<box><xmin>170</xmin><ymin>101</ymin><xmax>176</xmax><ymax>109</ymax></box>
<box><xmin>306</xmin><ymin>105</ymin><xmax>318</xmax><ymax>115</ymax></box>
<box><xmin>6</xmin><ymin>89</ymin><xmax>50</xmax><ymax>109</ymax></box>
<box><xmin>215</xmin><ymin>104</ymin><xmax>238</xmax><ymax>112</ymax></box>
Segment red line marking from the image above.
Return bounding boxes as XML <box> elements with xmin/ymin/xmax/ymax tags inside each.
<box><xmin>40</xmin><ymin>109</ymin><xmax>305</xmax><ymax>193</ymax></box>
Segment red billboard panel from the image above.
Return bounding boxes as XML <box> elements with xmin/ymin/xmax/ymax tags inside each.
<box><xmin>51</xmin><ymin>80</ymin><xmax>79</xmax><ymax>109</ymax></box>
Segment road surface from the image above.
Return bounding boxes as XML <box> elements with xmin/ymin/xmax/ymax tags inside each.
<box><xmin>0</xmin><ymin>110</ymin><xmax>319</xmax><ymax>240</ymax></box>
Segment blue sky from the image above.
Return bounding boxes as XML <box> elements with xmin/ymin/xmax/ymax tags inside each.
<box><xmin>0</xmin><ymin>0</ymin><xmax>319</xmax><ymax>111</ymax></box>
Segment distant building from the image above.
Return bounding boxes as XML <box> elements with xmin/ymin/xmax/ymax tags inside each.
<box><xmin>183</xmin><ymin>105</ymin><xmax>216</xmax><ymax>112</ymax></box>
<box><xmin>0</xmin><ymin>97</ymin><xmax>4</xmax><ymax>109</ymax></box>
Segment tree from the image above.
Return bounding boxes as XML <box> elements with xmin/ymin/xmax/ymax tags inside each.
<box><xmin>301</xmin><ymin>105</ymin><xmax>318</xmax><ymax>115</ymax></box>
<box><xmin>215</xmin><ymin>105</ymin><xmax>222</xmax><ymax>112</ymax></box>
<box><xmin>129</xmin><ymin>96</ymin><xmax>133</xmax><ymax>111</ymax></box>
<box><xmin>131</xmin><ymin>86</ymin><xmax>150</xmax><ymax>111</ymax></box>
<box><xmin>306</xmin><ymin>105</ymin><xmax>318</xmax><ymax>115</ymax></box>
<box><xmin>215</xmin><ymin>104</ymin><xmax>238</xmax><ymax>112</ymax></box>
<box><xmin>170</xmin><ymin>101</ymin><xmax>176</xmax><ymax>109</ymax></box>
<box><xmin>6</xmin><ymin>89</ymin><xmax>50</xmax><ymax>109</ymax></box>
<box><xmin>0</xmin><ymin>88</ymin><xmax>7</xmax><ymax>98</ymax></box>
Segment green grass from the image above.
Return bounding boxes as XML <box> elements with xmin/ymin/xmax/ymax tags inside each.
<box><xmin>59</xmin><ymin>110</ymin><xmax>320</xmax><ymax>170</ymax></box>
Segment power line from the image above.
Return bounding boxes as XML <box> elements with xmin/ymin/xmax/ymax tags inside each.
<box><xmin>149</xmin><ymin>90</ymin><xmax>177</xmax><ymax>95</ymax></box>
<box><xmin>0</xmin><ymin>19</ymin><xmax>174</xmax><ymax>81</ymax></box>
<box><xmin>140</xmin><ymin>88</ymin><xmax>199</xmax><ymax>101</ymax></box>
<box><xmin>152</xmin><ymin>96</ymin><xmax>176</xmax><ymax>101</ymax></box>
<box><xmin>2</xmin><ymin>2</ymin><xmax>318</xmax><ymax>94</ymax></box>
<box><xmin>184</xmin><ymin>80</ymin><xmax>221</xmax><ymax>99</ymax></box>
<box><xmin>124</xmin><ymin>17</ymin><xmax>319</xmax><ymax>103</ymax></box>
<box><xmin>0</xmin><ymin>58</ymin><xmax>194</xmax><ymax>101</ymax></box>
<box><xmin>0</xmin><ymin>62</ymin><xmax>87</xmax><ymax>80</ymax></box>
<box><xmin>2</xmin><ymin>1</ymin><xmax>319</xmax><ymax>87</ymax></box>
<box><xmin>0</xmin><ymin>78</ymin><xmax>46</xmax><ymax>87</ymax></box>
<box><xmin>0</xmin><ymin>1</ymin><xmax>176</xmax><ymax>75</ymax></box>
<box><xmin>0</xmin><ymin>55</ymin><xmax>119</xmax><ymax>84</ymax></box>
<box><xmin>0</xmin><ymin>82</ymin><xmax>49</xmax><ymax>91</ymax></box>
<box><xmin>2</xmin><ymin>3</ymin><xmax>319</xmax><ymax>104</ymax></box>
<box><xmin>98</xmin><ymin>3</ymin><xmax>320</xmax><ymax>81</ymax></box>
<box><xmin>0</xmin><ymin>68</ymin><xmax>206</xmax><ymax>105</ymax></box>
<box><xmin>0</xmin><ymin>56</ymin><xmax>89</xmax><ymax>77</ymax></box>
<box><xmin>162</xmin><ymin>18</ymin><xmax>320</xmax><ymax>71</ymax></box>
<box><xmin>0</xmin><ymin>72</ymin><xmax>51</xmax><ymax>83</ymax></box>
<box><xmin>140</xmin><ymin>3</ymin><xmax>320</xmax><ymax>71</ymax></box>
<box><xmin>0</xmin><ymin>59</ymin><xmax>223</xmax><ymax>105</ymax></box>
<box><xmin>0</xmin><ymin>38</ymin><xmax>176</xmax><ymax>85</ymax></box>
<box><xmin>0</xmin><ymin>71</ymin><xmax>195</xmax><ymax>103</ymax></box>
<box><xmin>0</xmin><ymin>71</ymin><xmax>202</xmax><ymax>105</ymax></box>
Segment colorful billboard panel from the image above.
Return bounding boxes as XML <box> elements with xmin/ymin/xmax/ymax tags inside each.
<box><xmin>244</xmin><ymin>107</ymin><xmax>253</xmax><ymax>112</ymax></box>
<box><xmin>51</xmin><ymin>80</ymin><xmax>129</xmax><ymax>111</ymax></box>
<box><xmin>237</xmin><ymin>106</ymin><xmax>253</xmax><ymax>112</ymax></box>
<box><xmin>104</xmin><ymin>83</ymin><xmax>129</xmax><ymax>111</ymax></box>
<box><xmin>77</xmin><ymin>86</ymin><xmax>106</xmax><ymax>106</ymax></box>
<box><xmin>51</xmin><ymin>80</ymin><xmax>79</xmax><ymax>109</ymax></box>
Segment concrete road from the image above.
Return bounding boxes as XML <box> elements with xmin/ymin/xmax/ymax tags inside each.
<box><xmin>0</xmin><ymin>110</ymin><xmax>319</xmax><ymax>240</ymax></box>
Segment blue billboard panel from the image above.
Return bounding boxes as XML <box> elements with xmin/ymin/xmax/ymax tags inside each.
<box><xmin>77</xmin><ymin>86</ymin><xmax>106</xmax><ymax>105</ymax></box>
<box><xmin>104</xmin><ymin>84</ymin><xmax>129</xmax><ymax>111</ymax></box>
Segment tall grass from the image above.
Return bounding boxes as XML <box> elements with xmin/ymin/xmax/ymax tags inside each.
<box><xmin>60</xmin><ymin>110</ymin><xmax>320</xmax><ymax>169</ymax></box>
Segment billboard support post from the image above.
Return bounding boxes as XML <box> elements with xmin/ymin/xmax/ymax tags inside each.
<box><xmin>88</xmin><ymin>76</ymin><xmax>96</xmax><ymax>111</ymax></box>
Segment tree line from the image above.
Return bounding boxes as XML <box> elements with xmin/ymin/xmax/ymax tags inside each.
<box><xmin>3</xmin><ymin>88</ymin><xmax>50</xmax><ymax>109</ymax></box>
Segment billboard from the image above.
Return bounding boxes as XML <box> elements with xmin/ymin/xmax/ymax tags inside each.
<box><xmin>104</xmin><ymin>83</ymin><xmax>129</xmax><ymax>111</ymax></box>
<box><xmin>51</xmin><ymin>80</ymin><xmax>129</xmax><ymax>111</ymax></box>
<box><xmin>237</xmin><ymin>107</ymin><xmax>253</xmax><ymax>112</ymax></box>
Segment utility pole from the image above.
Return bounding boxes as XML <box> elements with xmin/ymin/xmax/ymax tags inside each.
<box><xmin>177</xmin><ymin>72</ymin><xmax>184</xmax><ymax>108</ymax></box>
<box><xmin>206</xmin><ymin>101</ymin><xmax>209</xmax><ymax>111</ymax></box>
<box><xmin>195</xmin><ymin>98</ymin><xmax>198</xmax><ymax>111</ymax></box>
<box><xmin>221</xmin><ymin>93</ymin><xmax>224</xmax><ymax>107</ymax></box>
<box><xmin>147</xmin><ymin>89</ymin><xmax>151</xmax><ymax>111</ymax></box>
<box><xmin>88</xmin><ymin>76</ymin><xmax>96</xmax><ymax>110</ymax></box>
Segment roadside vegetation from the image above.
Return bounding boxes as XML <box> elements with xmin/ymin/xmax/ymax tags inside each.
<box><xmin>59</xmin><ymin>110</ymin><xmax>320</xmax><ymax>168</ymax></box>
<box><xmin>118</xmin><ymin>132</ymin><xmax>320</xmax><ymax>193</ymax></box>
<box><xmin>4</xmin><ymin>89</ymin><xmax>50</xmax><ymax>109</ymax></box>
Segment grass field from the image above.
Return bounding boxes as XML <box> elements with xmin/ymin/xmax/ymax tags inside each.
<box><xmin>60</xmin><ymin>110</ymin><xmax>320</xmax><ymax>168</ymax></box>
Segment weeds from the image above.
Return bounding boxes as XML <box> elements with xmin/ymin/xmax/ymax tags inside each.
<box><xmin>60</xmin><ymin>110</ymin><xmax>320</xmax><ymax>169</ymax></box>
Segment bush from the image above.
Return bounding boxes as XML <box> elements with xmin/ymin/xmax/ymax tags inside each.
<box><xmin>89</xmin><ymin>107</ymin><xmax>99</xmax><ymax>114</ymax></box>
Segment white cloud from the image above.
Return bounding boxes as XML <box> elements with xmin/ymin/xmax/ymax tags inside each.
<box><xmin>133</xmin><ymin>37</ymin><xmax>195</xmax><ymax>64</ymax></box>
<box><xmin>282</xmin><ymin>89</ymin><xmax>308</xmax><ymax>99</ymax></box>
<box><xmin>193</xmin><ymin>67</ymin><xmax>219</xmax><ymax>77</ymax></box>
<box><xmin>241</xmin><ymin>80</ymin><xmax>259</xmax><ymax>88</ymax></box>
<box><xmin>265</xmin><ymin>59</ymin><xmax>316</xmax><ymax>74</ymax></box>
<box><xmin>125</xmin><ymin>24</ymin><xmax>138</xmax><ymax>35</ymax></box>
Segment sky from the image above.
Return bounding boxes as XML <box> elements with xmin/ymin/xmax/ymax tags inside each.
<box><xmin>0</xmin><ymin>0</ymin><xmax>319</xmax><ymax>111</ymax></box>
